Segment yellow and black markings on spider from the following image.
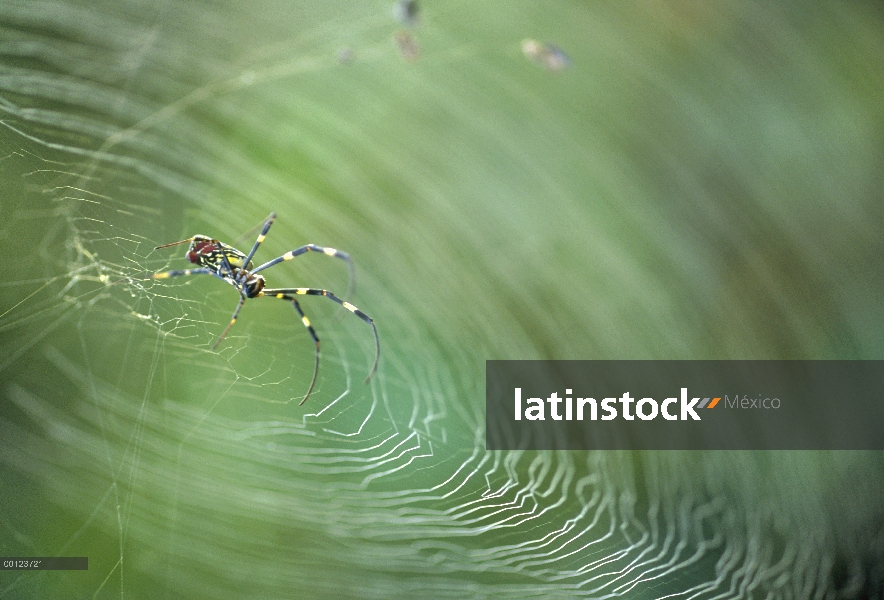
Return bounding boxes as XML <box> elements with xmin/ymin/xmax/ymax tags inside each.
<box><xmin>150</xmin><ymin>212</ymin><xmax>379</xmax><ymax>405</ymax></box>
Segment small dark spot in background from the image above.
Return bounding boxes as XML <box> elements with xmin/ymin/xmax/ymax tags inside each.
<box><xmin>394</xmin><ymin>30</ymin><xmax>420</xmax><ymax>62</ymax></box>
<box><xmin>393</xmin><ymin>0</ymin><xmax>420</xmax><ymax>27</ymax></box>
<box><xmin>337</xmin><ymin>47</ymin><xmax>355</xmax><ymax>64</ymax></box>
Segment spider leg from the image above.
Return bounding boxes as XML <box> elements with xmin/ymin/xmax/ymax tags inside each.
<box><xmin>252</xmin><ymin>245</ymin><xmax>356</xmax><ymax>303</ymax></box>
<box><xmin>242</xmin><ymin>212</ymin><xmax>276</xmax><ymax>271</ymax></box>
<box><xmin>149</xmin><ymin>267</ymin><xmax>212</xmax><ymax>280</ymax></box>
<box><xmin>212</xmin><ymin>295</ymin><xmax>247</xmax><ymax>349</ymax></box>
<box><xmin>260</xmin><ymin>287</ymin><xmax>379</xmax><ymax>383</ymax></box>
<box><xmin>289</xmin><ymin>298</ymin><xmax>320</xmax><ymax>405</ymax></box>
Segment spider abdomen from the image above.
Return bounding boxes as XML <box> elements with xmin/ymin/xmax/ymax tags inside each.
<box><xmin>186</xmin><ymin>237</ymin><xmax>253</xmax><ymax>272</ymax></box>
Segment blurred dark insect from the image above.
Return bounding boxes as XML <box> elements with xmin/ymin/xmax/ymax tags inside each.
<box><xmin>522</xmin><ymin>39</ymin><xmax>571</xmax><ymax>72</ymax></box>
<box><xmin>393</xmin><ymin>0</ymin><xmax>420</xmax><ymax>26</ymax></box>
<box><xmin>395</xmin><ymin>30</ymin><xmax>421</xmax><ymax>62</ymax></box>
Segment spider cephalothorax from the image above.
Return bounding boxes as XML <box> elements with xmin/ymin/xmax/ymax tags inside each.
<box><xmin>151</xmin><ymin>213</ymin><xmax>379</xmax><ymax>404</ymax></box>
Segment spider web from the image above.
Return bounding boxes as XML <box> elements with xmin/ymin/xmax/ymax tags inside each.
<box><xmin>2</xmin><ymin>1</ymin><xmax>884</xmax><ymax>599</ymax></box>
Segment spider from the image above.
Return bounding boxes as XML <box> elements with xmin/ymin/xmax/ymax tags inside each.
<box><xmin>149</xmin><ymin>212</ymin><xmax>379</xmax><ymax>404</ymax></box>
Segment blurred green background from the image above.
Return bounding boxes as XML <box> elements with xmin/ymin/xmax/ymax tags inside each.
<box><xmin>1</xmin><ymin>0</ymin><xmax>883</xmax><ymax>598</ymax></box>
